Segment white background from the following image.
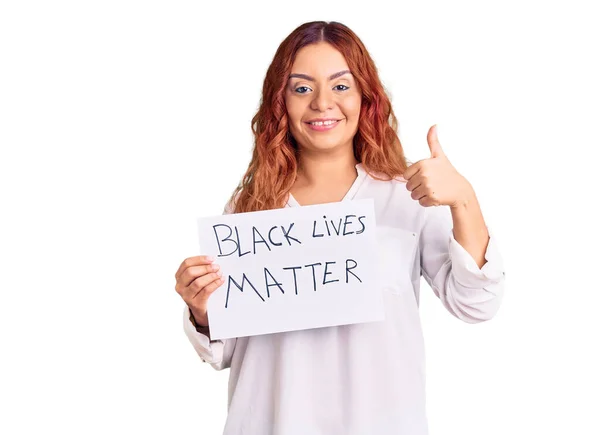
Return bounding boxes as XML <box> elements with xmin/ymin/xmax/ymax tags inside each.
<box><xmin>1</xmin><ymin>1</ymin><xmax>598</xmax><ymax>434</ymax></box>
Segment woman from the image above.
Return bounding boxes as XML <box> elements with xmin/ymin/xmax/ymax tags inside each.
<box><xmin>174</xmin><ymin>21</ymin><xmax>505</xmax><ymax>435</ymax></box>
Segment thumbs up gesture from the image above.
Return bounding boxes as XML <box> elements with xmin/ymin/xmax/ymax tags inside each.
<box><xmin>403</xmin><ymin>125</ymin><xmax>474</xmax><ymax>208</ymax></box>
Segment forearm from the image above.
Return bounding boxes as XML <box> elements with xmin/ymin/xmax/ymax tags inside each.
<box><xmin>450</xmin><ymin>187</ymin><xmax>489</xmax><ymax>269</ymax></box>
<box><xmin>189</xmin><ymin>308</ymin><xmax>212</xmax><ymax>339</ymax></box>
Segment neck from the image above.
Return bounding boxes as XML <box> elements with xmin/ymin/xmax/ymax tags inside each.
<box><xmin>295</xmin><ymin>147</ymin><xmax>359</xmax><ymax>187</ymax></box>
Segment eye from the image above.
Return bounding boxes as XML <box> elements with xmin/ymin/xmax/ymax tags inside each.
<box><xmin>334</xmin><ymin>84</ymin><xmax>349</xmax><ymax>91</ymax></box>
<box><xmin>295</xmin><ymin>86</ymin><xmax>311</xmax><ymax>94</ymax></box>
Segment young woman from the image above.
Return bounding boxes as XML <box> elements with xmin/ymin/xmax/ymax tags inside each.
<box><xmin>174</xmin><ymin>21</ymin><xmax>505</xmax><ymax>435</ymax></box>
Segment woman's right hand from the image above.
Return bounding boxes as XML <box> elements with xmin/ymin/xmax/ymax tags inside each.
<box><xmin>174</xmin><ymin>255</ymin><xmax>224</xmax><ymax>327</ymax></box>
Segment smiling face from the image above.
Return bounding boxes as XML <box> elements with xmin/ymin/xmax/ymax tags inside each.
<box><xmin>285</xmin><ymin>42</ymin><xmax>362</xmax><ymax>155</ymax></box>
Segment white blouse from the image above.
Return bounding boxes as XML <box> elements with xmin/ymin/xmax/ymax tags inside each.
<box><xmin>183</xmin><ymin>163</ymin><xmax>505</xmax><ymax>435</ymax></box>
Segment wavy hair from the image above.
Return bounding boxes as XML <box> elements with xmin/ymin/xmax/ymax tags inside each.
<box><xmin>230</xmin><ymin>21</ymin><xmax>408</xmax><ymax>213</ymax></box>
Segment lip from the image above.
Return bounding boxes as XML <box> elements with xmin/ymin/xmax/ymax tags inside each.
<box><xmin>305</xmin><ymin>118</ymin><xmax>343</xmax><ymax>132</ymax></box>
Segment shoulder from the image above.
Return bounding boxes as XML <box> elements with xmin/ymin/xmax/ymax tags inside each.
<box><xmin>223</xmin><ymin>191</ymin><xmax>241</xmax><ymax>215</ymax></box>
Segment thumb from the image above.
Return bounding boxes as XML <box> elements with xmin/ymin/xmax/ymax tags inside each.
<box><xmin>427</xmin><ymin>124</ymin><xmax>444</xmax><ymax>158</ymax></box>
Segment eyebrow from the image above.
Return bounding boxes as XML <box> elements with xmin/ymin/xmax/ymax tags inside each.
<box><xmin>288</xmin><ymin>70</ymin><xmax>351</xmax><ymax>82</ymax></box>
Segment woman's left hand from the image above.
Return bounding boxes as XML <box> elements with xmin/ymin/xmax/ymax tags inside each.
<box><xmin>403</xmin><ymin>125</ymin><xmax>474</xmax><ymax>208</ymax></box>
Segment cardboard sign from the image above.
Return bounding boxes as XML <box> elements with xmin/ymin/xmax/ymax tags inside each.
<box><xmin>197</xmin><ymin>198</ymin><xmax>382</xmax><ymax>339</ymax></box>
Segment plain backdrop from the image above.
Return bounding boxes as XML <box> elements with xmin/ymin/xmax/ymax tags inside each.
<box><xmin>1</xmin><ymin>1</ymin><xmax>599</xmax><ymax>434</ymax></box>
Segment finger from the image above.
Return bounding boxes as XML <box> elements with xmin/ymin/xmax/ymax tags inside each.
<box><xmin>402</xmin><ymin>161</ymin><xmax>422</xmax><ymax>181</ymax></box>
<box><xmin>410</xmin><ymin>184</ymin><xmax>428</xmax><ymax>202</ymax></box>
<box><xmin>193</xmin><ymin>276</ymin><xmax>225</xmax><ymax>301</ymax></box>
<box><xmin>175</xmin><ymin>255</ymin><xmax>214</xmax><ymax>281</ymax></box>
<box><xmin>405</xmin><ymin>175</ymin><xmax>422</xmax><ymax>192</ymax></box>
<box><xmin>427</xmin><ymin>124</ymin><xmax>444</xmax><ymax>158</ymax></box>
<box><xmin>419</xmin><ymin>196</ymin><xmax>437</xmax><ymax>207</ymax></box>
<box><xmin>184</xmin><ymin>272</ymin><xmax>223</xmax><ymax>300</ymax></box>
<box><xmin>179</xmin><ymin>264</ymin><xmax>221</xmax><ymax>288</ymax></box>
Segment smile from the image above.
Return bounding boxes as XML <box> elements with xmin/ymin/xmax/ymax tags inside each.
<box><xmin>305</xmin><ymin>119</ymin><xmax>342</xmax><ymax>132</ymax></box>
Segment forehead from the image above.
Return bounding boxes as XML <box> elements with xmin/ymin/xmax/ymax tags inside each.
<box><xmin>291</xmin><ymin>42</ymin><xmax>350</xmax><ymax>76</ymax></box>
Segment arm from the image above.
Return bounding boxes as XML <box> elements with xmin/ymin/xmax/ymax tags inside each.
<box><xmin>183</xmin><ymin>304</ymin><xmax>237</xmax><ymax>370</ymax></box>
<box><xmin>450</xmin><ymin>189</ymin><xmax>489</xmax><ymax>269</ymax></box>
<box><xmin>419</xmin><ymin>203</ymin><xmax>505</xmax><ymax>323</ymax></box>
<box><xmin>182</xmin><ymin>199</ymin><xmax>238</xmax><ymax>370</ymax></box>
<box><xmin>189</xmin><ymin>308</ymin><xmax>212</xmax><ymax>337</ymax></box>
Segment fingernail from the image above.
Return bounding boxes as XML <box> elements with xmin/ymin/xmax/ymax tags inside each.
<box><xmin>206</xmin><ymin>256</ymin><xmax>214</xmax><ymax>262</ymax></box>
<box><xmin>217</xmin><ymin>270</ymin><xmax>223</xmax><ymax>277</ymax></box>
<box><xmin>212</xmin><ymin>264</ymin><xmax>220</xmax><ymax>271</ymax></box>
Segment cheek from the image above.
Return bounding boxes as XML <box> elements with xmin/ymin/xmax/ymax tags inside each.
<box><xmin>284</xmin><ymin>95</ymin><xmax>303</xmax><ymax>125</ymax></box>
<box><xmin>286</xmin><ymin>111</ymin><xmax>304</xmax><ymax>132</ymax></box>
<box><xmin>342</xmin><ymin>96</ymin><xmax>362</xmax><ymax>120</ymax></box>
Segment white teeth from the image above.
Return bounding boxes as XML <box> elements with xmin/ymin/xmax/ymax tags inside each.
<box><xmin>310</xmin><ymin>120</ymin><xmax>337</xmax><ymax>126</ymax></box>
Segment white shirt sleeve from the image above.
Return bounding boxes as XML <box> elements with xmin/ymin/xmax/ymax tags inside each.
<box><xmin>419</xmin><ymin>204</ymin><xmax>506</xmax><ymax>323</ymax></box>
<box><xmin>183</xmin><ymin>304</ymin><xmax>237</xmax><ymax>370</ymax></box>
<box><xmin>182</xmin><ymin>199</ymin><xmax>238</xmax><ymax>370</ymax></box>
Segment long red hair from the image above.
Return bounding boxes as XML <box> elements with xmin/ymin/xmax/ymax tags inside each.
<box><xmin>230</xmin><ymin>21</ymin><xmax>408</xmax><ymax>213</ymax></box>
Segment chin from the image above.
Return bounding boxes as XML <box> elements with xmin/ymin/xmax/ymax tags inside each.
<box><xmin>307</xmin><ymin>139</ymin><xmax>351</xmax><ymax>152</ymax></box>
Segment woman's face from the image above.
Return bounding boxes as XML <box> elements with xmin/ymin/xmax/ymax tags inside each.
<box><xmin>285</xmin><ymin>42</ymin><xmax>362</xmax><ymax>154</ymax></box>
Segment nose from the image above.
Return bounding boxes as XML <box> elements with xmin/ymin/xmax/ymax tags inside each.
<box><xmin>310</xmin><ymin>87</ymin><xmax>334</xmax><ymax>113</ymax></box>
